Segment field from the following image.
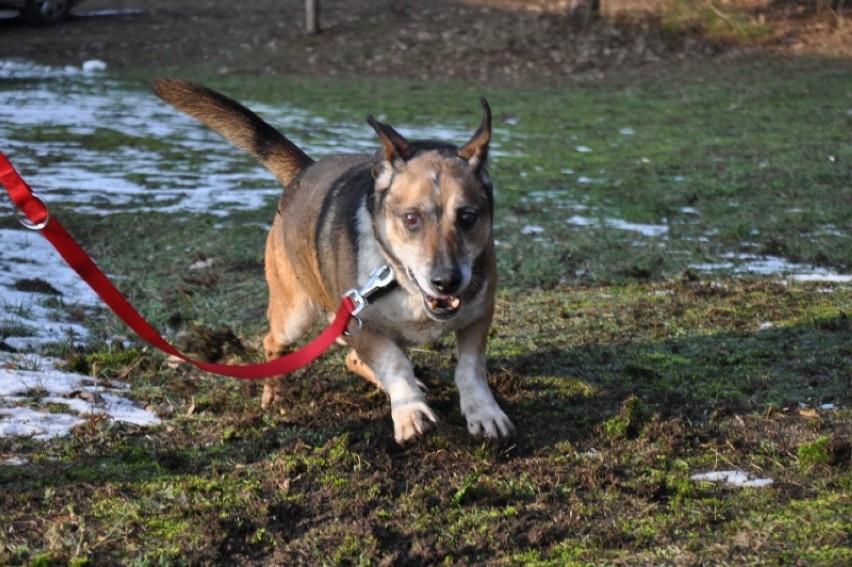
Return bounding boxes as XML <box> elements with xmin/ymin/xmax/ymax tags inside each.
<box><xmin>1</xmin><ymin>1</ymin><xmax>851</xmax><ymax>565</ymax></box>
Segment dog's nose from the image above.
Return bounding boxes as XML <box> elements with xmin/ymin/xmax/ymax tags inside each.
<box><xmin>430</xmin><ymin>267</ymin><xmax>462</xmax><ymax>295</ymax></box>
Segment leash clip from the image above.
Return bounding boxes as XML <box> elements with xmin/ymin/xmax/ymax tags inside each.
<box><xmin>14</xmin><ymin>193</ymin><xmax>50</xmax><ymax>231</ymax></box>
<box><xmin>344</xmin><ymin>264</ymin><xmax>395</xmax><ymax>318</ymax></box>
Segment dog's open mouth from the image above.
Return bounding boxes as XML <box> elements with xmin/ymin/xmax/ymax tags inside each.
<box><xmin>407</xmin><ymin>268</ymin><xmax>461</xmax><ymax>319</ymax></box>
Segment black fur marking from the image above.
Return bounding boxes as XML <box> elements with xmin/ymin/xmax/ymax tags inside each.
<box><xmin>463</xmin><ymin>248</ymin><xmax>492</xmax><ymax>301</ymax></box>
<box><xmin>481</xmin><ymin>173</ymin><xmax>495</xmax><ymax>220</ymax></box>
<box><xmin>314</xmin><ymin>163</ymin><xmax>375</xmax><ymax>291</ymax></box>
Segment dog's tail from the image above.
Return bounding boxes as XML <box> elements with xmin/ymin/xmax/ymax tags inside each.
<box><xmin>152</xmin><ymin>78</ymin><xmax>314</xmax><ymax>186</ymax></box>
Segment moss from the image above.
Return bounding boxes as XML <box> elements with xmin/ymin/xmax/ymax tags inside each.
<box><xmin>603</xmin><ymin>395</ymin><xmax>651</xmax><ymax>440</ymax></box>
<box><xmin>798</xmin><ymin>436</ymin><xmax>832</xmax><ymax>469</ymax></box>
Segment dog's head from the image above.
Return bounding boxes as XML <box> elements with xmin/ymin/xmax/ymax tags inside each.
<box><xmin>367</xmin><ymin>99</ymin><xmax>494</xmax><ymax>322</ymax></box>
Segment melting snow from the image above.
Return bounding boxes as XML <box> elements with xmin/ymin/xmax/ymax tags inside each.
<box><xmin>567</xmin><ymin>214</ymin><xmax>670</xmax><ymax>237</ymax></box>
<box><xmin>789</xmin><ymin>274</ymin><xmax>852</xmax><ymax>284</ymax></box>
<box><xmin>81</xmin><ymin>59</ymin><xmax>108</xmax><ymax>73</ymax></box>
<box><xmin>521</xmin><ymin>225</ymin><xmax>546</xmax><ymax>235</ymax></box>
<box><xmin>691</xmin><ymin>253</ymin><xmax>851</xmax><ymax>281</ymax></box>
<box><xmin>691</xmin><ymin>470</ymin><xmax>774</xmax><ymax>488</ymax></box>
<box><xmin>0</xmin><ymin>363</ymin><xmax>160</xmax><ymax>439</ymax></box>
<box><xmin>0</xmin><ymin>59</ymin><xmax>506</xmax><ymax>218</ymax></box>
<box><xmin>0</xmin><ymin>228</ymin><xmax>98</xmax><ymax>350</ymax></box>
<box><xmin>0</xmin><ymin>227</ymin><xmax>159</xmax><ymax>439</ymax></box>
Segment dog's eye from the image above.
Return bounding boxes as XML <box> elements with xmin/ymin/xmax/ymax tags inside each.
<box><xmin>403</xmin><ymin>212</ymin><xmax>422</xmax><ymax>230</ymax></box>
<box><xmin>458</xmin><ymin>210</ymin><xmax>478</xmax><ymax>229</ymax></box>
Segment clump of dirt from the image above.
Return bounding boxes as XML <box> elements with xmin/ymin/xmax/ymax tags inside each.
<box><xmin>179</xmin><ymin>324</ymin><xmax>249</xmax><ymax>363</ymax></box>
<box><xmin>14</xmin><ymin>278</ymin><xmax>61</xmax><ymax>295</ymax></box>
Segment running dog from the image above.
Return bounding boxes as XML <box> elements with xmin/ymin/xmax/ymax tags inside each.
<box><xmin>152</xmin><ymin>79</ymin><xmax>514</xmax><ymax>443</ymax></box>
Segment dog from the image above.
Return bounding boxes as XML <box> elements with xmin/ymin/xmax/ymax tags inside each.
<box><xmin>152</xmin><ymin>79</ymin><xmax>514</xmax><ymax>443</ymax></box>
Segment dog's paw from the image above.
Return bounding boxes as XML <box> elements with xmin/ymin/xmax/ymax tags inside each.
<box><xmin>465</xmin><ymin>405</ymin><xmax>515</xmax><ymax>441</ymax></box>
<box><xmin>261</xmin><ymin>381</ymin><xmax>279</xmax><ymax>410</ymax></box>
<box><xmin>391</xmin><ymin>399</ymin><xmax>438</xmax><ymax>443</ymax></box>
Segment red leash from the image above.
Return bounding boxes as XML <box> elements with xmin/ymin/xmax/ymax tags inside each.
<box><xmin>0</xmin><ymin>151</ymin><xmax>386</xmax><ymax>380</ymax></box>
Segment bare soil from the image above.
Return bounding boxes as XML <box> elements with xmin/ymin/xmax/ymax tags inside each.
<box><xmin>1</xmin><ymin>0</ymin><xmax>849</xmax><ymax>82</ymax></box>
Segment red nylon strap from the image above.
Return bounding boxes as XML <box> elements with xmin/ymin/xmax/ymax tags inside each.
<box><xmin>1</xmin><ymin>151</ymin><xmax>353</xmax><ymax>380</ymax></box>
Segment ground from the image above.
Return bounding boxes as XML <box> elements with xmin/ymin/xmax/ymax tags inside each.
<box><xmin>0</xmin><ymin>1</ymin><xmax>851</xmax><ymax>565</ymax></box>
<box><xmin>0</xmin><ymin>0</ymin><xmax>850</xmax><ymax>81</ymax></box>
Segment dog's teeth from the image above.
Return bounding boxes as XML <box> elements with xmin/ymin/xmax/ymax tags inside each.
<box><xmin>425</xmin><ymin>295</ymin><xmax>460</xmax><ymax>312</ymax></box>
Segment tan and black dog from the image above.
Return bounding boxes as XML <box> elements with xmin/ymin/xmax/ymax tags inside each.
<box><xmin>152</xmin><ymin>79</ymin><xmax>514</xmax><ymax>443</ymax></box>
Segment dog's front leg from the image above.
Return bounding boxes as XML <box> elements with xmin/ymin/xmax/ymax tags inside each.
<box><xmin>349</xmin><ymin>329</ymin><xmax>437</xmax><ymax>443</ymax></box>
<box><xmin>455</xmin><ymin>317</ymin><xmax>515</xmax><ymax>440</ymax></box>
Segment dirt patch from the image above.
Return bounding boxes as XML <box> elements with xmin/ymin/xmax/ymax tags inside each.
<box><xmin>13</xmin><ymin>278</ymin><xmax>61</xmax><ymax>295</ymax></box>
<box><xmin>0</xmin><ymin>0</ymin><xmax>848</xmax><ymax>81</ymax></box>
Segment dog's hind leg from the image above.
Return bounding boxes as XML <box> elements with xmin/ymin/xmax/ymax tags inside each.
<box><xmin>261</xmin><ymin>240</ymin><xmax>321</xmax><ymax>409</ymax></box>
<box><xmin>261</xmin><ymin>290</ymin><xmax>320</xmax><ymax>408</ymax></box>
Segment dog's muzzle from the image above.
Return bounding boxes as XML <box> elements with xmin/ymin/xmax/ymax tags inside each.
<box><xmin>407</xmin><ymin>267</ymin><xmax>461</xmax><ymax>321</ymax></box>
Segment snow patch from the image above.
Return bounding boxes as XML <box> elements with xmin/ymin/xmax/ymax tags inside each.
<box><xmin>0</xmin><ymin>359</ymin><xmax>160</xmax><ymax>440</ymax></box>
<box><xmin>0</xmin><ymin>226</ymin><xmax>158</xmax><ymax>439</ymax></box>
<box><xmin>567</xmin><ymin>215</ymin><xmax>669</xmax><ymax>237</ymax></box>
<box><xmin>691</xmin><ymin>253</ymin><xmax>852</xmax><ymax>281</ymax></box>
<box><xmin>82</xmin><ymin>59</ymin><xmax>108</xmax><ymax>73</ymax></box>
<box><xmin>691</xmin><ymin>470</ymin><xmax>774</xmax><ymax>488</ymax></box>
<box><xmin>0</xmin><ymin>60</ymin><xmax>511</xmax><ymax>218</ymax></box>
<box><xmin>521</xmin><ymin>225</ymin><xmax>546</xmax><ymax>235</ymax></box>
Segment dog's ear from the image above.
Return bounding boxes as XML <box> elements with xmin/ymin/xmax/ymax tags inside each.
<box><xmin>367</xmin><ymin>116</ymin><xmax>413</xmax><ymax>187</ymax></box>
<box><xmin>458</xmin><ymin>97</ymin><xmax>491</xmax><ymax>172</ymax></box>
<box><xmin>367</xmin><ymin>116</ymin><xmax>412</xmax><ymax>164</ymax></box>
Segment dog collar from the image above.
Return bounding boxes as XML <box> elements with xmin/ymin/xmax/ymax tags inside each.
<box><xmin>344</xmin><ymin>264</ymin><xmax>396</xmax><ymax>317</ymax></box>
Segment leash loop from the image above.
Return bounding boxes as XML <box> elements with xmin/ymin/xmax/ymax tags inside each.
<box><xmin>15</xmin><ymin>193</ymin><xmax>50</xmax><ymax>230</ymax></box>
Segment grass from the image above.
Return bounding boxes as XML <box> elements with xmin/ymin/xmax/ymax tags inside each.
<box><xmin>162</xmin><ymin>60</ymin><xmax>852</xmax><ymax>285</ymax></box>
<box><xmin>0</xmin><ymin>58</ymin><xmax>850</xmax><ymax>564</ymax></box>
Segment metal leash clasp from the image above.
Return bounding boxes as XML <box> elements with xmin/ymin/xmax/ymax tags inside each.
<box><xmin>343</xmin><ymin>264</ymin><xmax>395</xmax><ymax>335</ymax></box>
<box><xmin>14</xmin><ymin>193</ymin><xmax>50</xmax><ymax>231</ymax></box>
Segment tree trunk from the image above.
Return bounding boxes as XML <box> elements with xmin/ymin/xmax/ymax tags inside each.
<box><xmin>306</xmin><ymin>0</ymin><xmax>320</xmax><ymax>34</ymax></box>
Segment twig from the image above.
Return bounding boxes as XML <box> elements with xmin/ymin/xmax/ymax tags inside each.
<box><xmin>707</xmin><ymin>0</ymin><xmax>746</xmax><ymax>36</ymax></box>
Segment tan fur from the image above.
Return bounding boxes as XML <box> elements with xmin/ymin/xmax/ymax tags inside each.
<box><xmin>153</xmin><ymin>79</ymin><xmax>514</xmax><ymax>443</ymax></box>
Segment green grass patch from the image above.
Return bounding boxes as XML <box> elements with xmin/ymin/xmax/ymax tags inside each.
<box><xmin>0</xmin><ymin>59</ymin><xmax>850</xmax><ymax>565</ymax></box>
